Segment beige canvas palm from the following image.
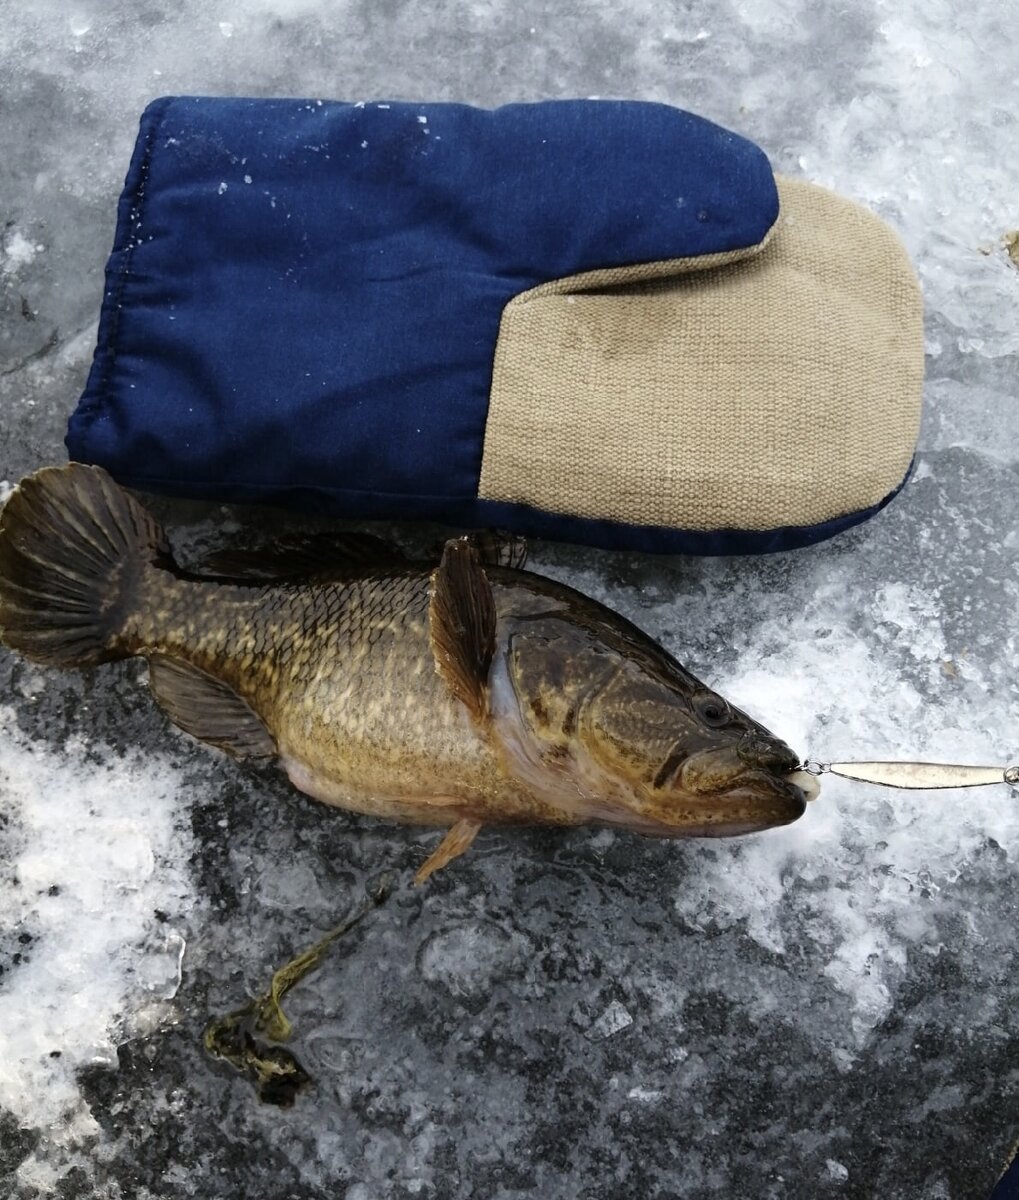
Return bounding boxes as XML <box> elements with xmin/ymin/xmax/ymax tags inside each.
<box><xmin>478</xmin><ymin>176</ymin><xmax>923</xmax><ymax>533</ymax></box>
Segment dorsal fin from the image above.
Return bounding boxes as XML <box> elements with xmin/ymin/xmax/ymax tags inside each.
<box><xmin>147</xmin><ymin>655</ymin><xmax>276</xmax><ymax>760</ymax></box>
<box><xmin>195</xmin><ymin>531</ymin><xmax>404</xmax><ymax>581</ymax></box>
<box><xmin>455</xmin><ymin>530</ymin><xmax>528</xmax><ymax>570</ymax></box>
<box><xmin>428</xmin><ymin>538</ymin><xmax>496</xmax><ymax>724</ymax></box>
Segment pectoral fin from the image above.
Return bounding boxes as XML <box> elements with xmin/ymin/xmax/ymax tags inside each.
<box><xmin>414</xmin><ymin>819</ymin><xmax>483</xmax><ymax>885</ymax></box>
<box><xmin>429</xmin><ymin>538</ymin><xmax>496</xmax><ymax>725</ymax></box>
<box><xmin>148</xmin><ymin>655</ymin><xmax>276</xmax><ymax>760</ymax></box>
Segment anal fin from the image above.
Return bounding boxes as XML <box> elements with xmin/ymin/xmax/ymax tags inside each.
<box><xmin>414</xmin><ymin>819</ymin><xmax>483</xmax><ymax>885</ymax></box>
<box><xmin>148</xmin><ymin>655</ymin><xmax>276</xmax><ymax>760</ymax></box>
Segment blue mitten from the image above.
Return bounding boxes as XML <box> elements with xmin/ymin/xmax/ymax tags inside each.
<box><xmin>67</xmin><ymin>97</ymin><xmax>922</xmax><ymax>552</ymax></box>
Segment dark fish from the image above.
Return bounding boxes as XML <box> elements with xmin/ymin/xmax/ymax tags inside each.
<box><xmin>0</xmin><ymin>464</ymin><xmax>816</xmax><ymax>881</ymax></box>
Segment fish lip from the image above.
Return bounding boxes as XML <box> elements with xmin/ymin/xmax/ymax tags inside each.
<box><xmin>631</xmin><ymin>773</ymin><xmax>807</xmax><ymax>837</ymax></box>
<box><xmin>680</xmin><ymin>746</ymin><xmax>803</xmax><ymax>796</ymax></box>
<box><xmin>777</xmin><ymin>774</ymin><xmax>810</xmax><ymax>818</ymax></box>
<box><xmin>731</xmin><ymin>769</ymin><xmax>809</xmax><ymax>816</ymax></box>
<box><xmin>678</xmin><ymin>748</ymin><xmax>810</xmax><ymax>822</ymax></box>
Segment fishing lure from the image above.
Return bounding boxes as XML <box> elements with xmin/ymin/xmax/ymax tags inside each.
<box><xmin>802</xmin><ymin>760</ymin><xmax>1019</xmax><ymax>790</ymax></box>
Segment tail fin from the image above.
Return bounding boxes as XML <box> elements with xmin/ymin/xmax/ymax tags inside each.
<box><xmin>0</xmin><ymin>463</ymin><xmax>171</xmax><ymax>667</ymax></box>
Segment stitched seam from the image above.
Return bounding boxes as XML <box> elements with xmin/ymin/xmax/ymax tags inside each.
<box><xmin>106</xmin><ymin>463</ymin><xmax>911</xmax><ymax>527</ymax></box>
<box><xmin>505</xmin><ymin>212</ymin><xmax>781</xmax><ymax>310</ymax></box>
<box><xmin>84</xmin><ymin>101</ymin><xmax>168</xmax><ymax>428</ymax></box>
<box><xmin>110</xmin><ymin>473</ymin><xmax>490</xmax><ymax>503</ymax></box>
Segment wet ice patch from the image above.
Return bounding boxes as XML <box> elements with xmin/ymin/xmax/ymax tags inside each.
<box><xmin>923</xmin><ymin>378</ymin><xmax>1019</xmax><ymax>463</ymax></box>
<box><xmin>0</xmin><ymin>706</ymin><xmax>197</xmax><ymax>1182</ymax></box>
<box><xmin>418</xmin><ymin>920</ymin><xmax>531</xmax><ymax>998</ymax></box>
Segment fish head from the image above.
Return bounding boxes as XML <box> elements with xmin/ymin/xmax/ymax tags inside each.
<box><xmin>577</xmin><ymin>657</ymin><xmax>815</xmax><ymax>836</ymax></box>
<box><xmin>502</xmin><ymin>615</ymin><xmax>816</xmax><ymax>837</ymax></box>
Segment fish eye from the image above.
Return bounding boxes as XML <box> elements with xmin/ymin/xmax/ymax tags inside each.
<box><xmin>695</xmin><ymin>695</ymin><xmax>729</xmax><ymax>726</ymax></box>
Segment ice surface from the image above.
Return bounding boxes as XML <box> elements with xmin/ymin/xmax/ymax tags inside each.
<box><xmin>1</xmin><ymin>0</ymin><xmax>1018</xmax><ymax>1197</ymax></box>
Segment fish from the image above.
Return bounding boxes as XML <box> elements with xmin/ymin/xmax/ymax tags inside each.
<box><xmin>0</xmin><ymin>463</ymin><xmax>818</xmax><ymax>882</ymax></box>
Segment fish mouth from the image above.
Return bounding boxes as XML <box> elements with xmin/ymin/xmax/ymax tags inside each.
<box><xmin>671</xmin><ymin>746</ymin><xmax>818</xmax><ymax>833</ymax></box>
<box><xmin>722</xmin><ymin>768</ymin><xmax>810</xmax><ymax>821</ymax></box>
<box><xmin>733</xmin><ymin>735</ymin><xmax>822</xmax><ymax>807</ymax></box>
<box><xmin>600</xmin><ymin>755</ymin><xmax>819</xmax><ymax>839</ymax></box>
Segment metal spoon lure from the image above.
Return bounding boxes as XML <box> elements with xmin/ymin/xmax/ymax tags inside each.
<box><xmin>801</xmin><ymin>760</ymin><xmax>1019</xmax><ymax>791</ymax></box>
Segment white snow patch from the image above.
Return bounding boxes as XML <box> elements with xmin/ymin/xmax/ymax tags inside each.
<box><xmin>2</xmin><ymin>229</ymin><xmax>38</xmax><ymax>275</ymax></box>
<box><xmin>0</xmin><ymin>707</ymin><xmax>197</xmax><ymax>1180</ymax></box>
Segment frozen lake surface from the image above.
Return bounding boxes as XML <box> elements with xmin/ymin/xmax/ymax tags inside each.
<box><xmin>1</xmin><ymin>2</ymin><xmax>1018</xmax><ymax>1197</ymax></box>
